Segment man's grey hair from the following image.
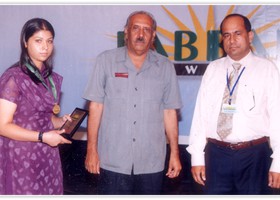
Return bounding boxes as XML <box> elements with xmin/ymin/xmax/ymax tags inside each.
<box><xmin>124</xmin><ymin>10</ymin><xmax>157</xmax><ymax>31</ymax></box>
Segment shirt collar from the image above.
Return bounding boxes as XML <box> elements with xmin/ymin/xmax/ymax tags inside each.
<box><xmin>227</xmin><ymin>50</ymin><xmax>253</xmax><ymax>69</ymax></box>
<box><xmin>116</xmin><ymin>46</ymin><xmax>160</xmax><ymax>71</ymax></box>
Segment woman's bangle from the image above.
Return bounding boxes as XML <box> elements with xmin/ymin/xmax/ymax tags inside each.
<box><xmin>38</xmin><ymin>131</ymin><xmax>44</xmax><ymax>143</ymax></box>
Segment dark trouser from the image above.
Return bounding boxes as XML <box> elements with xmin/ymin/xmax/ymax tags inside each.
<box><xmin>204</xmin><ymin>141</ymin><xmax>272</xmax><ymax>195</ymax></box>
<box><xmin>98</xmin><ymin>168</ymin><xmax>164</xmax><ymax>195</ymax></box>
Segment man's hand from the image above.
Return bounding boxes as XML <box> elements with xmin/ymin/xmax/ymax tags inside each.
<box><xmin>85</xmin><ymin>150</ymin><xmax>100</xmax><ymax>174</ymax></box>
<box><xmin>269</xmin><ymin>171</ymin><xmax>280</xmax><ymax>188</ymax></box>
<box><xmin>191</xmin><ymin>166</ymin><xmax>206</xmax><ymax>186</ymax></box>
<box><xmin>166</xmin><ymin>154</ymin><xmax>182</xmax><ymax>178</ymax></box>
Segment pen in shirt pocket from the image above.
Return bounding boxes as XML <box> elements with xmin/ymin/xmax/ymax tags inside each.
<box><xmin>249</xmin><ymin>90</ymin><xmax>255</xmax><ymax>111</ymax></box>
<box><xmin>244</xmin><ymin>84</ymin><xmax>255</xmax><ymax>111</ymax></box>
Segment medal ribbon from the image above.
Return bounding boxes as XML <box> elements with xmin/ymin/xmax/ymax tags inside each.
<box><xmin>25</xmin><ymin>63</ymin><xmax>57</xmax><ymax>101</ymax></box>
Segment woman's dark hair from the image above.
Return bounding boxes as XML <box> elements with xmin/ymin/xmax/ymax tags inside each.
<box><xmin>220</xmin><ymin>13</ymin><xmax>252</xmax><ymax>34</ymax></box>
<box><xmin>19</xmin><ymin>18</ymin><xmax>55</xmax><ymax>83</ymax></box>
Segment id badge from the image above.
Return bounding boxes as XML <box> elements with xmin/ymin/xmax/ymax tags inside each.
<box><xmin>221</xmin><ymin>103</ymin><xmax>237</xmax><ymax>114</ymax></box>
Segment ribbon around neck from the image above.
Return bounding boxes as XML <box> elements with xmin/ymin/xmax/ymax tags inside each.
<box><xmin>25</xmin><ymin>63</ymin><xmax>57</xmax><ymax>101</ymax></box>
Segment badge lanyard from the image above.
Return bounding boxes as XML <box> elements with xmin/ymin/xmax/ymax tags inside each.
<box><xmin>226</xmin><ymin>67</ymin><xmax>245</xmax><ymax>105</ymax></box>
<box><xmin>25</xmin><ymin>63</ymin><xmax>57</xmax><ymax>101</ymax></box>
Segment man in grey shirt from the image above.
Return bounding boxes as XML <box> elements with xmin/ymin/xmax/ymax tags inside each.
<box><xmin>83</xmin><ymin>10</ymin><xmax>182</xmax><ymax>194</ymax></box>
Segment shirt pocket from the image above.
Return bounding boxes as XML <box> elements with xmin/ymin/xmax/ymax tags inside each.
<box><xmin>237</xmin><ymin>85</ymin><xmax>261</xmax><ymax>114</ymax></box>
<box><xmin>106</xmin><ymin>77</ymin><xmax>128</xmax><ymax>99</ymax></box>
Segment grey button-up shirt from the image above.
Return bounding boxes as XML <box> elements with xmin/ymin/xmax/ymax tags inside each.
<box><xmin>83</xmin><ymin>47</ymin><xmax>182</xmax><ymax>175</ymax></box>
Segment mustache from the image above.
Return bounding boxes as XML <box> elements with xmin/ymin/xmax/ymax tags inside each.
<box><xmin>136</xmin><ymin>37</ymin><xmax>145</xmax><ymax>42</ymax></box>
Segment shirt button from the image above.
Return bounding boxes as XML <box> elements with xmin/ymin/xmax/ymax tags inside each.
<box><xmin>134</xmin><ymin>104</ymin><xmax>136</xmax><ymax>108</ymax></box>
<box><xmin>133</xmin><ymin>138</ymin><xmax>136</xmax><ymax>142</ymax></box>
<box><xmin>135</xmin><ymin>87</ymin><xmax>138</xmax><ymax>91</ymax></box>
<box><xmin>134</xmin><ymin>121</ymin><xmax>136</xmax><ymax>124</ymax></box>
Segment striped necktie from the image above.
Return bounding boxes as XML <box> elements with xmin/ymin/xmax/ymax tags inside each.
<box><xmin>217</xmin><ymin>63</ymin><xmax>242</xmax><ymax>140</ymax></box>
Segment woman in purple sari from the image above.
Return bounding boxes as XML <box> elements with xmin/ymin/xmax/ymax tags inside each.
<box><xmin>0</xmin><ymin>18</ymin><xmax>71</xmax><ymax>195</ymax></box>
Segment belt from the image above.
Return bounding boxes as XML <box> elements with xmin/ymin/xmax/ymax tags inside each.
<box><xmin>207</xmin><ymin>137</ymin><xmax>269</xmax><ymax>150</ymax></box>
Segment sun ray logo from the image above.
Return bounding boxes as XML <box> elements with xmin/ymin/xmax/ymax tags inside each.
<box><xmin>117</xmin><ymin>5</ymin><xmax>280</xmax><ymax>75</ymax></box>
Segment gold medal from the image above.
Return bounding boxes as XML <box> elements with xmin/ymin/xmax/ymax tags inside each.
<box><xmin>53</xmin><ymin>104</ymin><xmax>60</xmax><ymax>114</ymax></box>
